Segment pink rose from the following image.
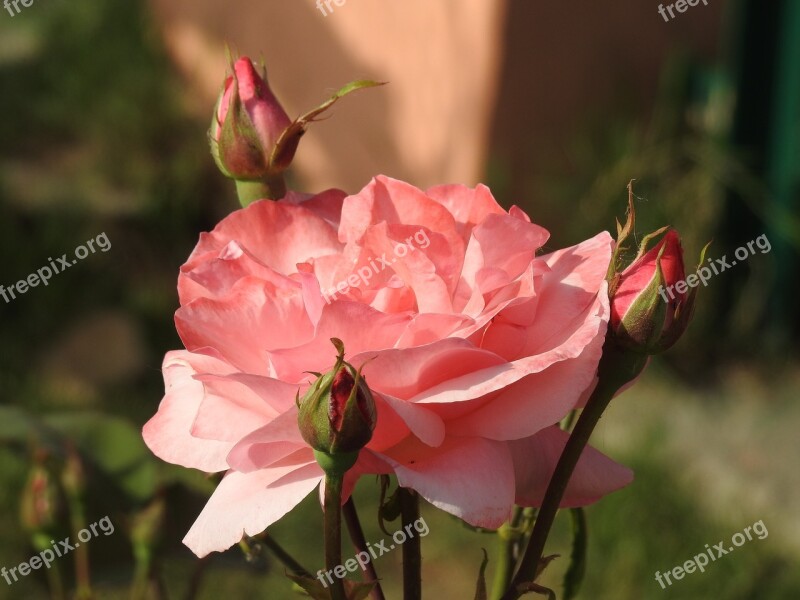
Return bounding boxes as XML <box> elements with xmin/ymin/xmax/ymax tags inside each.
<box><xmin>143</xmin><ymin>176</ymin><xmax>632</xmax><ymax>557</ymax></box>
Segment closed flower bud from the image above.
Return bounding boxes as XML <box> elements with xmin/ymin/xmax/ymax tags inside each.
<box><xmin>609</xmin><ymin>214</ymin><xmax>704</xmax><ymax>354</ymax></box>
<box><xmin>210</xmin><ymin>57</ymin><xmax>292</xmax><ymax>181</ymax></box>
<box><xmin>297</xmin><ymin>339</ymin><xmax>376</xmax><ymax>473</ymax></box>
<box><xmin>20</xmin><ymin>451</ymin><xmax>61</xmax><ymax>532</ymax></box>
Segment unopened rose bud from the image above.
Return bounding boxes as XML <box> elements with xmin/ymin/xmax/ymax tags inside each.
<box><xmin>607</xmin><ymin>186</ymin><xmax>704</xmax><ymax>354</ymax></box>
<box><xmin>210</xmin><ymin>54</ymin><xmax>384</xmax><ymax>206</ymax></box>
<box><xmin>210</xmin><ymin>57</ymin><xmax>292</xmax><ymax>182</ymax></box>
<box><xmin>298</xmin><ymin>339</ymin><xmax>377</xmax><ymax>474</ymax></box>
<box><xmin>20</xmin><ymin>451</ymin><xmax>61</xmax><ymax>532</ymax></box>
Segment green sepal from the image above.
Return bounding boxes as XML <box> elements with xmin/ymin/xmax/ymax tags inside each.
<box><xmin>313</xmin><ymin>449</ymin><xmax>359</xmax><ymax>477</ymax></box>
<box><xmin>473</xmin><ymin>549</ymin><xmax>490</xmax><ymax>600</ymax></box>
<box><xmin>270</xmin><ymin>80</ymin><xmax>386</xmax><ymax>172</ymax></box>
<box><xmin>217</xmin><ymin>76</ymin><xmax>268</xmax><ymax>179</ymax></box>
<box><xmin>617</xmin><ymin>245</ymin><xmax>669</xmax><ymax>352</ymax></box>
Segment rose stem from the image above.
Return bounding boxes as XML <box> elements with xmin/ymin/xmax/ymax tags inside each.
<box><xmin>343</xmin><ymin>497</ymin><xmax>386</xmax><ymax>600</ymax></box>
<box><xmin>501</xmin><ymin>345</ymin><xmax>646</xmax><ymax>600</ymax></box>
<box><xmin>399</xmin><ymin>488</ymin><xmax>422</xmax><ymax>600</ymax></box>
<box><xmin>324</xmin><ymin>474</ymin><xmax>348</xmax><ymax>600</ymax></box>
<box><xmin>490</xmin><ymin>506</ymin><xmax>524</xmax><ymax>600</ymax></box>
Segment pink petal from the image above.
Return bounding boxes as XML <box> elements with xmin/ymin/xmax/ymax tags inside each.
<box><xmin>355</xmin><ymin>338</ymin><xmax>504</xmax><ymax>399</ymax></box>
<box><xmin>183</xmin><ymin>462</ymin><xmax>321</xmax><ymax>557</ymax></box>
<box><xmin>425</xmin><ymin>183</ymin><xmax>507</xmax><ymax>241</ymax></box>
<box><xmin>518</xmin><ymin>232</ymin><xmax>612</xmax><ymax>356</ymax></box>
<box><xmin>382</xmin><ymin>436</ymin><xmax>515</xmax><ymax>528</ymax></box>
<box><xmin>226</xmin><ymin>408</ymin><xmax>307</xmax><ymax>472</ymax></box>
<box><xmin>142</xmin><ymin>350</ymin><xmax>236</xmax><ymax>473</ymax></box>
<box><xmin>190</xmin><ymin>373</ymin><xmax>298</xmax><ymax>442</ymax></box>
<box><xmin>339</xmin><ymin>176</ymin><xmax>460</xmax><ymax>249</ymax></box>
<box><xmin>176</xmin><ymin>276</ymin><xmax>314</xmax><ymax>376</ymax></box>
<box><xmin>446</xmin><ymin>294</ymin><xmax>606</xmax><ymax>440</ymax></box>
<box><xmin>510</xmin><ymin>426</ymin><xmax>633</xmax><ymax>507</ymax></box>
<box><xmin>412</xmin><ymin>294</ymin><xmax>602</xmax><ymax>407</ymax></box>
<box><xmin>184</xmin><ymin>198</ymin><xmax>343</xmax><ymax>278</ymax></box>
<box><xmin>264</xmin><ymin>301</ymin><xmax>412</xmax><ymax>382</ymax></box>
<box><xmin>179</xmin><ymin>240</ymin><xmax>298</xmax><ymax>305</ymax></box>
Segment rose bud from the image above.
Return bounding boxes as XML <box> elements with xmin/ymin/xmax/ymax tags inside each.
<box><xmin>607</xmin><ymin>186</ymin><xmax>708</xmax><ymax>355</ymax></box>
<box><xmin>20</xmin><ymin>450</ymin><xmax>61</xmax><ymax>532</ymax></box>
<box><xmin>297</xmin><ymin>339</ymin><xmax>377</xmax><ymax>474</ymax></box>
<box><xmin>210</xmin><ymin>57</ymin><xmax>292</xmax><ymax>182</ymax></box>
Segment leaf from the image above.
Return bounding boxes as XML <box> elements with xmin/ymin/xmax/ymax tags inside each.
<box><xmin>563</xmin><ymin>508</ymin><xmax>588</xmax><ymax>600</ymax></box>
<box><xmin>0</xmin><ymin>405</ymin><xmax>59</xmax><ymax>449</ymax></box>
<box><xmin>43</xmin><ymin>412</ymin><xmax>158</xmax><ymax>503</ymax></box>
<box><xmin>473</xmin><ymin>549</ymin><xmax>489</xmax><ymax>600</ymax></box>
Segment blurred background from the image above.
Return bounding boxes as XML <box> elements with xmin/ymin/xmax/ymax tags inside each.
<box><xmin>0</xmin><ymin>0</ymin><xmax>798</xmax><ymax>598</ymax></box>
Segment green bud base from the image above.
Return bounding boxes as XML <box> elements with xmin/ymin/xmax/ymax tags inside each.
<box><xmin>313</xmin><ymin>449</ymin><xmax>359</xmax><ymax>476</ymax></box>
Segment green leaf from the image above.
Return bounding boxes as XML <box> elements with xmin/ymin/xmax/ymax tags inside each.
<box><xmin>0</xmin><ymin>405</ymin><xmax>57</xmax><ymax>448</ymax></box>
<box><xmin>473</xmin><ymin>549</ymin><xmax>489</xmax><ymax>600</ymax></box>
<box><xmin>43</xmin><ymin>412</ymin><xmax>158</xmax><ymax>503</ymax></box>
<box><xmin>563</xmin><ymin>508</ymin><xmax>588</xmax><ymax>600</ymax></box>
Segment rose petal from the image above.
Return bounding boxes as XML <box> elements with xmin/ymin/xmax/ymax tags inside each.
<box><xmin>183</xmin><ymin>463</ymin><xmax>322</xmax><ymax>557</ymax></box>
<box><xmin>510</xmin><ymin>426</ymin><xmax>634</xmax><ymax>506</ymax></box>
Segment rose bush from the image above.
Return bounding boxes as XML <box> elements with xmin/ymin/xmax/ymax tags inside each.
<box><xmin>143</xmin><ymin>175</ymin><xmax>633</xmax><ymax>557</ymax></box>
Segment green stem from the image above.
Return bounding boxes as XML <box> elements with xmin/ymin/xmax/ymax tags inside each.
<box><xmin>234</xmin><ymin>175</ymin><xmax>286</xmax><ymax>206</ymax></box>
<box><xmin>398</xmin><ymin>488</ymin><xmax>422</xmax><ymax>600</ymax></box>
<box><xmin>343</xmin><ymin>498</ymin><xmax>386</xmax><ymax>600</ymax></box>
<box><xmin>324</xmin><ymin>474</ymin><xmax>347</xmax><ymax>600</ymax></box>
<box><xmin>58</xmin><ymin>449</ymin><xmax>91</xmax><ymax>600</ymax></box>
<box><xmin>129</xmin><ymin>546</ymin><xmax>151</xmax><ymax>600</ymax></box>
<box><xmin>490</xmin><ymin>506</ymin><xmax>524</xmax><ymax>600</ymax></box>
<box><xmin>33</xmin><ymin>534</ymin><xmax>64</xmax><ymax>600</ymax></box>
<box><xmin>501</xmin><ymin>345</ymin><xmax>647</xmax><ymax>600</ymax></box>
